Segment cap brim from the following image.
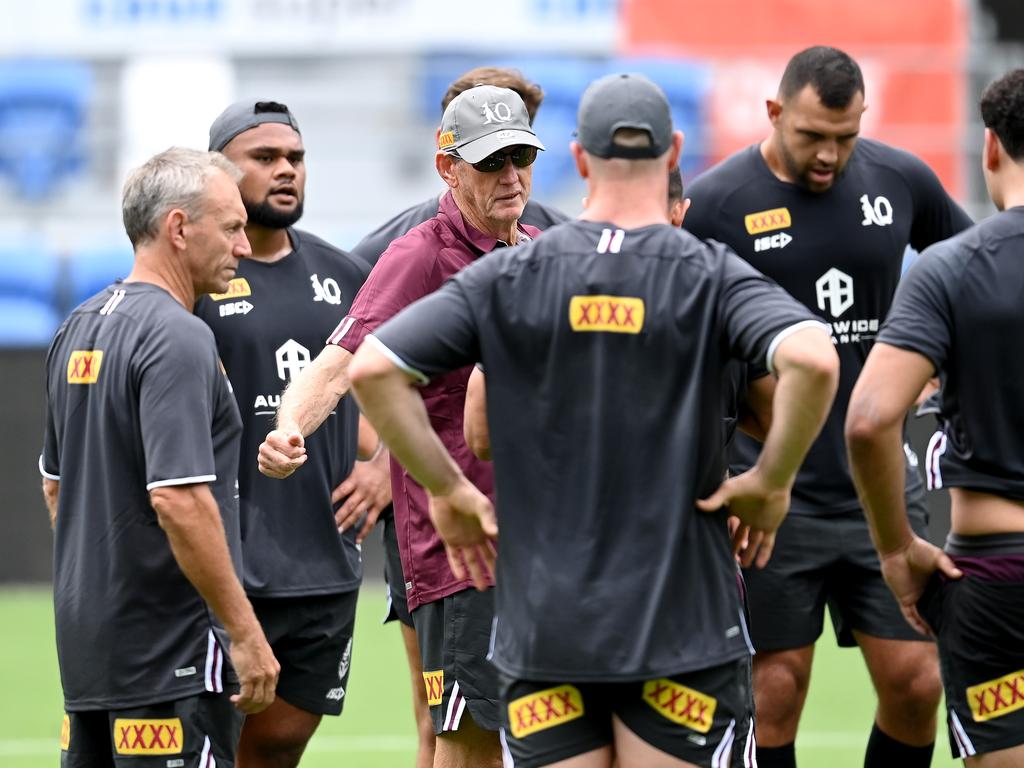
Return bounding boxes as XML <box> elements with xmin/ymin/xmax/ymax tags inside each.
<box><xmin>455</xmin><ymin>129</ymin><xmax>545</xmax><ymax>163</ymax></box>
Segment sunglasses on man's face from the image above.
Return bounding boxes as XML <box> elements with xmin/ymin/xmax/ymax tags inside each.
<box><xmin>462</xmin><ymin>145</ymin><xmax>538</xmax><ymax>173</ymax></box>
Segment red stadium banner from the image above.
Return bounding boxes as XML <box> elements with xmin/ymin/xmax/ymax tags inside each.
<box><xmin>621</xmin><ymin>0</ymin><xmax>968</xmax><ymax>195</ymax></box>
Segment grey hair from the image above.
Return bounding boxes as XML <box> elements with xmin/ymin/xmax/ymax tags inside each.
<box><xmin>121</xmin><ymin>147</ymin><xmax>243</xmax><ymax>248</ymax></box>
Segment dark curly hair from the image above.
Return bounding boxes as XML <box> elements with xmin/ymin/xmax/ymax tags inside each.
<box><xmin>981</xmin><ymin>69</ymin><xmax>1024</xmax><ymax>161</ymax></box>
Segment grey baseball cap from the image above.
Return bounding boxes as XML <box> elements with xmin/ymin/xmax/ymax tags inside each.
<box><xmin>577</xmin><ymin>73</ymin><xmax>673</xmax><ymax>159</ymax></box>
<box><xmin>208</xmin><ymin>100</ymin><xmax>301</xmax><ymax>152</ymax></box>
<box><xmin>438</xmin><ymin>85</ymin><xmax>544</xmax><ymax>164</ymax></box>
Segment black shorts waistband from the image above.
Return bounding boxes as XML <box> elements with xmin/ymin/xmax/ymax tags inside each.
<box><xmin>945</xmin><ymin>532</ymin><xmax>1024</xmax><ymax>557</ymax></box>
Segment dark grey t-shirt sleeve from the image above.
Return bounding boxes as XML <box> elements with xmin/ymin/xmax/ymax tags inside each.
<box><xmin>137</xmin><ymin>322</ymin><xmax>221</xmax><ymax>490</ymax></box>
<box><xmin>717</xmin><ymin>249</ymin><xmax>823</xmax><ymax>373</ymax></box>
<box><xmin>876</xmin><ymin>248</ymin><xmax>956</xmax><ymax>372</ymax></box>
<box><xmin>903</xmin><ymin>155</ymin><xmax>973</xmax><ymax>250</ymax></box>
<box><xmin>370</xmin><ymin>277</ymin><xmax>481</xmax><ymax>383</ymax></box>
<box><xmin>40</xmin><ymin>397</ymin><xmax>60</xmax><ymax>480</ymax></box>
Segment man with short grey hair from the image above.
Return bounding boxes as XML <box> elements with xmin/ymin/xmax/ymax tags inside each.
<box><xmin>40</xmin><ymin>147</ymin><xmax>279</xmax><ymax>768</ymax></box>
<box><xmin>258</xmin><ymin>85</ymin><xmax>545</xmax><ymax>768</ymax></box>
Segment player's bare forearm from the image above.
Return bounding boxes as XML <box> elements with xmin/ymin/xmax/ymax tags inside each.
<box><xmin>150</xmin><ymin>484</ymin><xmax>262</xmax><ymax>639</ymax></box>
<box><xmin>277</xmin><ymin>344</ymin><xmax>354</xmax><ymax>436</ymax></box>
<box><xmin>349</xmin><ymin>344</ymin><xmax>462</xmax><ymax>496</ymax></box>
<box><xmin>464</xmin><ymin>367</ymin><xmax>491</xmax><ymax>460</ymax></box>
<box><xmin>755</xmin><ymin>328</ymin><xmax>839</xmax><ymax>490</ymax></box>
<box><xmin>42</xmin><ymin>478</ymin><xmax>59</xmax><ymax>530</ymax></box>
<box><xmin>846</xmin><ymin>343</ymin><xmax>935</xmax><ymax>555</ymax></box>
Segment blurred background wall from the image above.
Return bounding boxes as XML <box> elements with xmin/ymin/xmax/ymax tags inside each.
<box><xmin>2</xmin><ymin>0</ymin><xmax>1022</xmax><ymax>582</ymax></box>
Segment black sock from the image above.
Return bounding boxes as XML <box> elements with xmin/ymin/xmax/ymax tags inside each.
<box><xmin>864</xmin><ymin>724</ymin><xmax>934</xmax><ymax>768</ymax></box>
<box><xmin>757</xmin><ymin>742</ymin><xmax>796</xmax><ymax>768</ymax></box>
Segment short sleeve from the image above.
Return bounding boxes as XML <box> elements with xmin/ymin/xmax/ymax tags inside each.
<box><xmin>876</xmin><ymin>248</ymin><xmax>956</xmax><ymax>373</ymax></box>
<box><xmin>137</xmin><ymin>324</ymin><xmax>220</xmax><ymax>490</ymax></box>
<box><xmin>39</xmin><ymin>330</ymin><xmax>64</xmax><ymax>480</ymax></box>
<box><xmin>905</xmin><ymin>156</ymin><xmax>973</xmax><ymax>250</ymax></box>
<box><xmin>327</xmin><ymin>233</ymin><xmax>437</xmax><ymax>353</ymax></box>
<box><xmin>370</xmin><ymin>277</ymin><xmax>482</xmax><ymax>384</ymax></box>
<box><xmin>40</xmin><ymin>401</ymin><xmax>60</xmax><ymax>480</ymax></box>
<box><xmin>716</xmin><ymin>248</ymin><xmax>824</xmax><ymax>373</ymax></box>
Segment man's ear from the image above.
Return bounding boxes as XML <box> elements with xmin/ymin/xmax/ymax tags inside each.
<box><xmin>571</xmin><ymin>141</ymin><xmax>589</xmax><ymax>180</ymax></box>
<box><xmin>984</xmin><ymin>127</ymin><xmax>1002</xmax><ymax>173</ymax></box>
<box><xmin>165</xmin><ymin>209</ymin><xmax>188</xmax><ymax>251</ymax></box>
<box><xmin>766</xmin><ymin>98</ymin><xmax>783</xmax><ymax>128</ymax></box>
<box><xmin>436</xmin><ymin>152</ymin><xmax>459</xmax><ymax>188</ymax></box>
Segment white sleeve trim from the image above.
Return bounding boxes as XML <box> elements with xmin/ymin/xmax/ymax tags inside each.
<box><xmin>766</xmin><ymin>320</ymin><xmax>831</xmax><ymax>375</ymax></box>
<box><xmin>38</xmin><ymin>455</ymin><xmax>60</xmax><ymax>481</ymax></box>
<box><xmin>365</xmin><ymin>335</ymin><xmax>430</xmax><ymax>385</ymax></box>
<box><xmin>146</xmin><ymin>474</ymin><xmax>216</xmax><ymax>491</ymax></box>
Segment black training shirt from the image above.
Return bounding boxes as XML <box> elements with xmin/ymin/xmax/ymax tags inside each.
<box><xmin>685</xmin><ymin>139</ymin><xmax>972</xmax><ymax>514</ymax></box>
<box><xmin>879</xmin><ymin>207</ymin><xmax>1024</xmax><ymax>500</ymax></box>
<box><xmin>371</xmin><ymin>220</ymin><xmax>820</xmax><ymax>680</ymax></box>
<box><xmin>41</xmin><ymin>283</ymin><xmax>242</xmax><ymax>710</ymax></box>
<box><xmin>195</xmin><ymin>229</ymin><xmax>370</xmax><ymax>596</ymax></box>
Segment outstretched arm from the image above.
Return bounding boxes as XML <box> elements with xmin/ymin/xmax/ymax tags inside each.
<box><xmin>259</xmin><ymin>345</ymin><xmax>354</xmax><ymax>479</ymax></box>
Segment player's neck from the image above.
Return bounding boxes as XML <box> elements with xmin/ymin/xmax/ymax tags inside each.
<box><xmin>759</xmin><ymin>136</ymin><xmax>793</xmax><ymax>184</ymax></box>
<box><xmin>245</xmin><ymin>225</ymin><xmax>293</xmax><ymax>263</ymax></box>
<box><xmin>580</xmin><ymin>181</ymin><xmax>670</xmax><ymax>229</ymax></box>
<box><xmin>123</xmin><ymin>246</ymin><xmax>197</xmax><ymax>309</ymax></box>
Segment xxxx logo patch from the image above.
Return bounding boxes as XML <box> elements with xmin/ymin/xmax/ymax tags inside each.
<box><xmin>60</xmin><ymin>714</ymin><xmax>70</xmax><ymax>750</ymax></box>
<box><xmin>569</xmin><ymin>295</ymin><xmax>645</xmax><ymax>334</ymax></box>
<box><xmin>438</xmin><ymin>131</ymin><xmax>456</xmax><ymax>149</ymax></box>
<box><xmin>67</xmin><ymin>350</ymin><xmax>103</xmax><ymax>384</ymax></box>
<box><xmin>507</xmin><ymin>684</ymin><xmax>584</xmax><ymax>739</ymax></box>
<box><xmin>423</xmin><ymin>670</ymin><xmax>444</xmax><ymax>706</ymax></box>
<box><xmin>643</xmin><ymin>679</ymin><xmax>717</xmax><ymax>733</ymax></box>
<box><xmin>744</xmin><ymin>207</ymin><xmax>791</xmax><ymax>235</ymax></box>
<box><xmin>209</xmin><ymin>277</ymin><xmax>251</xmax><ymax>301</ymax></box>
<box><xmin>967</xmin><ymin>668</ymin><xmax>1024</xmax><ymax>722</ymax></box>
<box><xmin>112</xmin><ymin>718</ymin><xmax>183</xmax><ymax>755</ymax></box>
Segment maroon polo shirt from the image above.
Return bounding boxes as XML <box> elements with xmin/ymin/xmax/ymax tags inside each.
<box><xmin>328</xmin><ymin>190</ymin><xmax>540</xmax><ymax>611</ymax></box>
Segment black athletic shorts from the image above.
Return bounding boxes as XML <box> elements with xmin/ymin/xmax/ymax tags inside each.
<box><xmin>500</xmin><ymin>658</ymin><xmax>756</xmax><ymax>768</ymax></box>
<box><xmin>61</xmin><ymin>691</ymin><xmax>243</xmax><ymax>767</ymax></box>
<box><xmin>742</xmin><ymin>497</ymin><xmax>931</xmax><ymax>650</ymax></box>
<box><xmin>918</xmin><ymin>532</ymin><xmax>1024</xmax><ymax>760</ymax></box>
<box><xmin>251</xmin><ymin>590</ymin><xmax>358</xmax><ymax>716</ymax></box>
<box><xmin>380</xmin><ymin>508</ymin><xmax>413</xmax><ymax>627</ymax></box>
<box><xmin>412</xmin><ymin>586</ymin><xmax>500</xmax><ymax>733</ymax></box>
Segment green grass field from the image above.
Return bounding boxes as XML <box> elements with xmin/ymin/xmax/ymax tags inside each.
<box><xmin>0</xmin><ymin>585</ymin><xmax>961</xmax><ymax>767</ymax></box>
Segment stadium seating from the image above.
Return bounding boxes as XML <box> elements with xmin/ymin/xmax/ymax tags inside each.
<box><xmin>0</xmin><ymin>243</ymin><xmax>62</xmax><ymax>346</ymax></box>
<box><xmin>0</xmin><ymin>60</ymin><xmax>93</xmax><ymax>200</ymax></box>
<box><xmin>65</xmin><ymin>244</ymin><xmax>134</xmax><ymax>308</ymax></box>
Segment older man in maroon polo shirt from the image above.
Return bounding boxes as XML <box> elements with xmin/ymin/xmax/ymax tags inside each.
<box><xmin>257</xmin><ymin>84</ymin><xmax>544</xmax><ymax>768</ymax></box>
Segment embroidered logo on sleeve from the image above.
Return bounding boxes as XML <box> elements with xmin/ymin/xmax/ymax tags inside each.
<box><xmin>507</xmin><ymin>685</ymin><xmax>585</xmax><ymax>738</ymax></box>
<box><xmin>643</xmin><ymin>679</ymin><xmax>717</xmax><ymax>733</ymax></box>
<box><xmin>569</xmin><ymin>296</ymin><xmax>644</xmax><ymax>334</ymax></box>
<box><xmin>67</xmin><ymin>350</ymin><xmax>103</xmax><ymax>384</ymax></box>
<box><xmin>60</xmin><ymin>714</ymin><xmax>70</xmax><ymax>750</ymax></box>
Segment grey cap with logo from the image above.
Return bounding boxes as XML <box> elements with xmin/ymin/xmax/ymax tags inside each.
<box><xmin>208</xmin><ymin>100</ymin><xmax>301</xmax><ymax>152</ymax></box>
<box><xmin>577</xmin><ymin>73</ymin><xmax>673</xmax><ymax>159</ymax></box>
<box><xmin>437</xmin><ymin>85</ymin><xmax>545</xmax><ymax>163</ymax></box>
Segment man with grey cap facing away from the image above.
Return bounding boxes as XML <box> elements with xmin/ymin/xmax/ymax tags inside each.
<box><xmin>257</xmin><ymin>85</ymin><xmax>544</xmax><ymax>768</ymax></box>
<box><xmin>195</xmin><ymin>100</ymin><xmax>384</xmax><ymax>768</ymax></box>
<box><xmin>342</xmin><ymin>73</ymin><xmax>839</xmax><ymax>767</ymax></box>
